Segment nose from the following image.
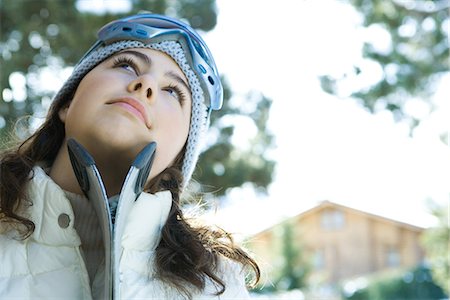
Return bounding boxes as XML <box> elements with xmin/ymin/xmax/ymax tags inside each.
<box><xmin>127</xmin><ymin>75</ymin><xmax>155</xmax><ymax>100</ymax></box>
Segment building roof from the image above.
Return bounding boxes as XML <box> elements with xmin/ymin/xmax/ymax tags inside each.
<box><xmin>252</xmin><ymin>200</ymin><xmax>424</xmax><ymax>237</ymax></box>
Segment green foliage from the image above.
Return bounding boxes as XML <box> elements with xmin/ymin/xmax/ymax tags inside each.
<box><xmin>0</xmin><ymin>0</ymin><xmax>275</xmax><ymax>195</ymax></box>
<box><xmin>129</xmin><ymin>0</ymin><xmax>217</xmax><ymax>31</ymax></box>
<box><xmin>277</xmin><ymin>222</ymin><xmax>309</xmax><ymax>290</ymax></box>
<box><xmin>342</xmin><ymin>264</ymin><xmax>448</xmax><ymax>300</ymax></box>
<box><xmin>196</xmin><ymin>84</ymin><xmax>275</xmax><ymax>194</ymax></box>
<box><xmin>252</xmin><ymin>221</ymin><xmax>310</xmax><ymax>294</ymax></box>
<box><xmin>320</xmin><ymin>0</ymin><xmax>449</xmax><ymax>129</ymax></box>
<box><xmin>422</xmin><ymin>201</ymin><xmax>450</xmax><ymax>296</ymax></box>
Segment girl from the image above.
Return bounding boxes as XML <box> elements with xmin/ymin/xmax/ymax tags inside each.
<box><xmin>0</xmin><ymin>13</ymin><xmax>259</xmax><ymax>299</ymax></box>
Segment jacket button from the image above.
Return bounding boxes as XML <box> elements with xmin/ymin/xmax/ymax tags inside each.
<box><xmin>58</xmin><ymin>213</ymin><xmax>70</xmax><ymax>228</ymax></box>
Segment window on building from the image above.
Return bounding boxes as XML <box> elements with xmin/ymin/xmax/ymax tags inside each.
<box><xmin>320</xmin><ymin>209</ymin><xmax>345</xmax><ymax>230</ymax></box>
<box><xmin>386</xmin><ymin>247</ymin><xmax>401</xmax><ymax>267</ymax></box>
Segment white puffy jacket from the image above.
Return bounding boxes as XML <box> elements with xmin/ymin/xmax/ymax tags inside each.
<box><xmin>0</xmin><ymin>167</ymin><xmax>249</xmax><ymax>299</ymax></box>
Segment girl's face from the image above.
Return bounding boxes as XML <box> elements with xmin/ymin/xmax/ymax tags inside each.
<box><xmin>59</xmin><ymin>48</ymin><xmax>192</xmax><ymax>180</ymax></box>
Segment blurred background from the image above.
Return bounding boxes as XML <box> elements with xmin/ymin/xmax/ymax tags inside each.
<box><xmin>1</xmin><ymin>0</ymin><xmax>449</xmax><ymax>299</ymax></box>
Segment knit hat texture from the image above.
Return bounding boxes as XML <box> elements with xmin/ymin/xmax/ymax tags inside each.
<box><xmin>52</xmin><ymin>40</ymin><xmax>208</xmax><ymax>189</ymax></box>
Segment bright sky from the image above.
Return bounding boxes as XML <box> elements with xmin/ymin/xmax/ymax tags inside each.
<box><xmin>200</xmin><ymin>0</ymin><xmax>450</xmax><ymax>235</ymax></box>
<box><xmin>31</xmin><ymin>0</ymin><xmax>450</xmax><ymax>235</ymax></box>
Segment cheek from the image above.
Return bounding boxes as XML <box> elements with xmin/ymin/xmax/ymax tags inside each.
<box><xmin>73</xmin><ymin>72</ymin><xmax>115</xmax><ymax>100</ymax></box>
<box><xmin>159</xmin><ymin>117</ymin><xmax>189</xmax><ymax>160</ymax></box>
<box><xmin>150</xmin><ymin>107</ymin><xmax>191</xmax><ymax>174</ymax></box>
<box><xmin>65</xmin><ymin>71</ymin><xmax>119</xmax><ymax>123</ymax></box>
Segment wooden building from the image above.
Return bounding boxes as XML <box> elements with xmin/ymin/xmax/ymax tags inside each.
<box><xmin>247</xmin><ymin>200</ymin><xmax>425</xmax><ymax>286</ymax></box>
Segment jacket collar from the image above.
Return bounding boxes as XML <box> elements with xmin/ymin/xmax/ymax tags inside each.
<box><xmin>27</xmin><ymin>166</ymin><xmax>172</xmax><ymax>250</ymax></box>
<box><xmin>27</xmin><ymin>166</ymin><xmax>81</xmax><ymax>246</ymax></box>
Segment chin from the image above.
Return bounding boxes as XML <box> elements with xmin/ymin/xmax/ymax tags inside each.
<box><xmin>108</xmin><ymin>136</ymin><xmax>151</xmax><ymax>157</ymax></box>
<box><xmin>75</xmin><ymin>130</ymin><xmax>149</xmax><ymax>161</ymax></box>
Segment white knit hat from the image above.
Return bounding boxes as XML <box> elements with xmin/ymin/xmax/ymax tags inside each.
<box><xmin>53</xmin><ymin>40</ymin><xmax>208</xmax><ymax>189</ymax></box>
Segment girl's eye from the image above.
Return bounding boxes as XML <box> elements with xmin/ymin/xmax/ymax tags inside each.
<box><xmin>164</xmin><ymin>84</ymin><xmax>187</xmax><ymax>104</ymax></box>
<box><xmin>112</xmin><ymin>56</ymin><xmax>139</xmax><ymax>74</ymax></box>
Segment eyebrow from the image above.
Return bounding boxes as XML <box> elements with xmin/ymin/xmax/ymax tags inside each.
<box><xmin>165</xmin><ymin>71</ymin><xmax>191</xmax><ymax>95</ymax></box>
<box><xmin>116</xmin><ymin>50</ymin><xmax>191</xmax><ymax>94</ymax></box>
<box><xmin>117</xmin><ymin>50</ymin><xmax>151</xmax><ymax>66</ymax></box>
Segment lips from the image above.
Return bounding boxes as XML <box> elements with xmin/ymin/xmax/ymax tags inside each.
<box><xmin>109</xmin><ymin>97</ymin><xmax>151</xmax><ymax>128</ymax></box>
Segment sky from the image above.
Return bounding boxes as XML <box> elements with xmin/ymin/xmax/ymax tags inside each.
<box><xmin>199</xmin><ymin>0</ymin><xmax>450</xmax><ymax>235</ymax></box>
<box><xmin>64</xmin><ymin>0</ymin><xmax>450</xmax><ymax>235</ymax></box>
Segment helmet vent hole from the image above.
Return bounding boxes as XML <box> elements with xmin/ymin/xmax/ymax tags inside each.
<box><xmin>207</xmin><ymin>76</ymin><xmax>215</xmax><ymax>85</ymax></box>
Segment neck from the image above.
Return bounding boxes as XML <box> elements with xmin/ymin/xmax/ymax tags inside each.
<box><xmin>49</xmin><ymin>140</ymin><xmax>131</xmax><ymax>197</ymax></box>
